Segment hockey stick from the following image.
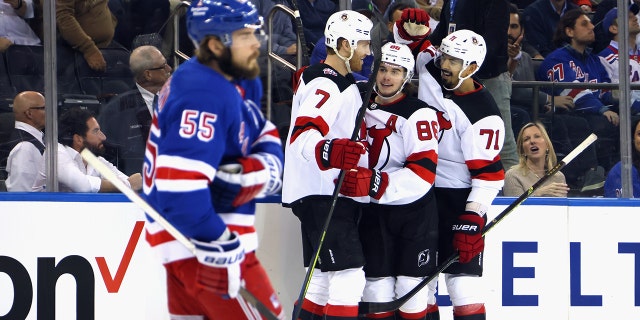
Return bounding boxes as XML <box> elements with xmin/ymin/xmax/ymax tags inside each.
<box><xmin>291</xmin><ymin>54</ymin><xmax>383</xmax><ymax>320</ymax></box>
<box><xmin>358</xmin><ymin>133</ymin><xmax>598</xmax><ymax>315</ymax></box>
<box><xmin>80</xmin><ymin>149</ymin><xmax>280</xmax><ymax>320</ymax></box>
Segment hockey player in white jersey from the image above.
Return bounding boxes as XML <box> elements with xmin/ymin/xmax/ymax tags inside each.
<box><xmin>395</xmin><ymin>9</ymin><xmax>506</xmax><ymax>320</ymax></box>
<box><xmin>338</xmin><ymin>42</ymin><xmax>442</xmax><ymax>320</ymax></box>
<box><xmin>282</xmin><ymin>10</ymin><xmax>372</xmax><ymax>320</ymax></box>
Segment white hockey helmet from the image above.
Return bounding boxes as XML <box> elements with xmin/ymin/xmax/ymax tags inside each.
<box><xmin>381</xmin><ymin>42</ymin><xmax>415</xmax><ymax>80</ymax></box>
<box><xmin>325</xmin><ymin>10</ymin><xmax>372</xmax><ymax>52</ymax></box>
<box><xmin>438</xmin><ymin>29</ymin><xmax>486</xmax><ymax>75</ymax></box>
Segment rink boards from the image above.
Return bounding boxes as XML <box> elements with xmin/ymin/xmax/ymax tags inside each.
<box><xmin>0</xmin><ymin>194</ymin><xmax>638</xmax><ymax>319</ymax></box>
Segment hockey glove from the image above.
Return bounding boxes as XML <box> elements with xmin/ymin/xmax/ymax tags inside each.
<box><xmin>210</xmin><ymin>156</ymin><xmax>281</xmax><ymax>210</ymax></box>
<box><xmin>192</xmin><ymin>232</ymin><xmax>245</xmax><ymax>298</ymax></box>
<box><xmin>339</xmin><ymin>167</ymin><xmax>389</xmax><ymax>200</ymax></box>
<box><xmin>396</xmin><ymin>8</ymin><xmax>431</xmax><ymax>42</ymax></box>
<box><xmin>315</xmin><ymin>138</ymin><xmax>365</xmax><ymax>171</ymax></box>
<box><xmin>452</xmin><ymin>213</ymin><xmax>486</xmax><ymax>263</ymax></box>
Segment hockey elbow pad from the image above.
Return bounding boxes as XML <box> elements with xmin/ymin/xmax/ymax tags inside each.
<box><xmin>315</xmin><ymin>138</ymin><xmax>365</xmax><ymax>171</ymax></box>
<box><xmin>192</xmin><ymin>232</ymin><xmax>245</xmax><ymax>298</ymax></box>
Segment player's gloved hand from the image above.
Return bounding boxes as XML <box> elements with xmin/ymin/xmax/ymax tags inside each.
<box><xmin>192</xmin><ymin>231</ymin><xmax>245</xmax><ymax>298</ymax></box>
<box><xmin>210</xmin><ymin>156</ymin><xmax>280</xmax><ymax>210</ymax></box>
<box><xmin>315</xmin><ymin>138</ymin><xmax>365</xmax><ymax>171</ymax></box>
<box><xmin>396</xmin><ymin>8</ymin><xmax>431</xmax><ymax>42</ymax></box>
<box><xmin>452</xmin><ymin>212</ymin><xmax>486</xmax><ymax>263</ymax></box>
<box><xmin>339</xmin><ymin>167</ymin><xmax>389</xmax><ymax>200</ymax></box>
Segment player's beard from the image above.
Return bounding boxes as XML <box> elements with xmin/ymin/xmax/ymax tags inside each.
<box><xmin>83</xmin><ymin>140</ymin><xmax>105</xmax><ymax>156</ymax></box>
<box><xmin>349</xmin><ymin>55</ymin><xmax>363</xmax><ymax>73</ymax></box>
<box><xmin>218</xmin><ymin>48</ymin><xmax>261</xmax><ymax>79</ymax></box>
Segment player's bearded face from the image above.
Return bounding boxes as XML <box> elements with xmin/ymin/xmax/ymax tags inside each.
<box><xmin>349</xmin><ymin>40</ymin><xmax>372</xmax><ymax>73</ymax></box>
<box><xmin>219</xmin><ymin>28</ymin><xmax>262</xmax><ymax>79</ymax></box>
<box><xmin>436</xmin><ymin>54</ymin><xmax>464</xmax><ymax>90</ymax></box>
<box><xmin>218</xmin><ymin>47</ymin><xmax>261</xmax><ymax>79</ymax></box>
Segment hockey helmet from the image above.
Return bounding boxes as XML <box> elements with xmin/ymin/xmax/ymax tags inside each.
<box><xmin>325</xmin><ymin>10</ymin><xmax>373</xmax><ymax>52</ymax></box>
<box><xmin>438</xmin><ymin>29</ymin><xmax>486</xmax><ymax>75</ymax></box>
<box><xmin>186</xmin><ymin>0</ymin><xmax>263</xmax><ymax>46</ymax></box>
<box><xmin>381</xmin><ymin>42</ymin><xmax>415</xmax><ymax>80</ymax></box>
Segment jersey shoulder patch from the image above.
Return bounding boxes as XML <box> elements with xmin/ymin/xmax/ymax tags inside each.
<box><xmin>302</xmin><ymin>63</ymin><xmax>354</xmax><ymax>93</ymax></box>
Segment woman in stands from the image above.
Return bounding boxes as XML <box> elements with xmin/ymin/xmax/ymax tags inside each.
<box><xmin>503</xmin><ymin>122</ymin><xmax>569</xmax><ymax>197</ymax></box>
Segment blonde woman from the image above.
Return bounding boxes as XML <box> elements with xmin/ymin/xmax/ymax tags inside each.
<box><xmin>504</xmin><ymin>122</ymin><xmax>570</xmax><ymax>197</ymax></box>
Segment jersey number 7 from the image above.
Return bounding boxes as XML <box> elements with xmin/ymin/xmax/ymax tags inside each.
<box><xmin>480</xmin><ymin>129</ymin><xmax>500</xmax><ymax>150</ymax></box>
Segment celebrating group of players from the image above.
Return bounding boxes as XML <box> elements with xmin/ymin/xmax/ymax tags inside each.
<box><xmin>140</xmin><ymin>0</ymin><xmax>505</xmax><ymax>319</ymax></box>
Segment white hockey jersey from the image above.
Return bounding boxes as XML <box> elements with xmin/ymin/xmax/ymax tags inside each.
<box><xmin>282</xmin><ymin>63</ymin><xmax>368</xmax><ymax>205</ymax></box>
<box><xmin>413</xmin><ymin>39</ymin><xmax>505</xmax><ymax>209</ymax></box>
<box><xmin>365</xmin><ymin>95</ymin><xmax>440</xmax><ymax>205</ymax></box>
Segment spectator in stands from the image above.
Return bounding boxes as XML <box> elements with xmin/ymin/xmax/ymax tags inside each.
<box><xmin>523</xmin><ymin>0</ymin><xmax>578</xmax><ymax>57</ymax></box>
<box><xmin>537</xmin><ymin>8</ymin><xmax>616</xmax><ymax>192</ymax></box>
<box><xmin>56</xmin><ymin>0</ymin><xmax>117</xmax><ymax>72</ymax></box>
<box><xmin>431</xmin><ymin>0</ymin><xmax>520</xmax><ymax>170</ymax></box>
<box><xmin>507</xmin><ymin>3</ymin><xmax>532</xmax><ymax>137</ymax></box>
<box><xmin>598</xmin><ymin>6</ymin><xmax>640</xmax><ymax>117</ymax></box>
<box><xmin>57</xmin><ymin>107</ymin><xmax>141</xmax><ymax>192</ymax></box>
<box><xmin>98</xmin><ymin>45</ymin><xmax>170</xmax><ymax>176</ymax></box>
<box><xmin>504</xmin><ymin>122</ymin><xmax>569</xmax><ymax>197</ymax></box>
<box><xmin>0</xmin><ymin>91</ymin><xmax>45</xmax><ymax>191</ymax></box>
<box><xmin>0</xmin><ymin>0</ymin><xmax>41</xmax><ymax>52</ymax></box>
<box><xmin>508</xmin><ymin>4</ymin><xmax>601</xmax><ymax>192</ymax></box>
<box><xmin>574</xmin><ymin>0</ymin><xmax>592</xmax><ymax>13</ymax></box>
<box><xmin>604</xmin><ymin>117</ymin><xmax>640</xmax><ymax>197</ymax></box>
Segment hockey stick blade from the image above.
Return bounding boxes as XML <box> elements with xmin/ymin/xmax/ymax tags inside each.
<box><xmin>359</xmin><ymin>133</ymin><xmax>598</xmax><ymax>315</ymax></box>
<box><xmin>291</xmin><ymin>55</ymin><xmax>383</xmax><ymax>320</ymax></box>
<box><xmin>80</xmin><ymin>149</ymin><xmax>280</xmax><ymax>320</ymax></box>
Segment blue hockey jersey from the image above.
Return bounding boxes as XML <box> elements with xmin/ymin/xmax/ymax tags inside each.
<box><xmin>536</xmin><ymin>44</ymin><xmax>614</xmax><ymax>114</ymax></box>
<box><xmin>142</xmin><ymin>59</ymin><xmax>283</xmax><ymax>262</ymax></box>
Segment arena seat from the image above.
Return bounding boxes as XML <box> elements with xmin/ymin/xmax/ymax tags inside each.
<box><xmin>75</xmin><ymin>46</ymin><xmax>135</xmax><ymax>103</ymax></box>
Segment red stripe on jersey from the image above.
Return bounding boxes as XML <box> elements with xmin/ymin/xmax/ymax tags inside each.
<box><xmin>567</xmin><ymin>88</ymin><xmax>582</xmax><ymax>98</ymax></box>
<box><xmin>227</xmin><ymin>225</ymin><xmax>256</xmax><ymax>236</ymax></box>
<box><xmin>289</xmin><ymin>116</ymin><xmax>330</xmax><ymax>143</ymax></box>
<box><xmin>466</xmin><ymin>156</ymin><xmax>505</xmax><ymax>181</ymax></box>
<box><xmin>406</xmin><ymin>150</ymin><xmax>437</xmax><ymax>183</ymax></box>
<box><xmin>260</xmin><ymin>127</ymin><xmax>280</xmax><ymax>140</ymax></box>
<box><xmin>473</xmin><ymin>170</ymin><xmax>505</xmax><ymax>181</ymax></box>
<box><xmin>325</xmin><ymin>304</ymin><xmax>358</xmax><ymax>317</ymax></box>
<box><xmin>145</xmin><ymin>229</ymin><xmax>175</xmax><ymax>246</ymax></box>
<box><xmin>155</xmin><ymin>166</ymin><xmax>210</xmax><ymax>182</ymax></box>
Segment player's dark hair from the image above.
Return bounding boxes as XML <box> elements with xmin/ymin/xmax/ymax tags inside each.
<box><xmin>326</xmin><ymin>37</ymin><xmax>347</xmax><ymax>55</ymax></box>
<box><xmin>552</xmin><ymin>8</ymin><xmax>585</xmax><ymax>48</ymax></box>
<box><xmin>195</xmin><ymin>35</ymin><xmax>220</xmax><ymax>64</ymax></box>
<box><xmin>58</xmin><ymin>107</ymin><xmax>94</xmax><ymax>147</ymax></box>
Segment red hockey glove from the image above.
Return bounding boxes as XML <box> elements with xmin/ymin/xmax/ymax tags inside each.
<box><xmin>210</xmin><ymin>156</ymin><xmax>282</xmax><ymax>211</ymax></box>
<box><xmin>315</xmin><ymin>138</ymin><xmax>365</xmax><ymax>171</ymax></box>
<box><xmin>396</xmin><ymin>8</ymin><xmax>431</xmax><ymax>42</ymax></box>
<box><xmin>192</xmin><ymin>232</ymin><xmax>245</xmax><ymax>298</ymax></box>
<box><xmin>339</xmin><ymin>167</ymin><xmax>389</xmax><ymax>200</ymax></box>
<box><xmin>452</xmin><ymin>213</ymin><xmax>486</xmax><ymax>263</ymax></box>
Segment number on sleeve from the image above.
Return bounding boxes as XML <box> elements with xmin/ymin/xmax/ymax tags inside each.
<box><xmin>480</xmin><ymin>129</ymin><xmax>500</xmax><ymax>150</ymax></box>
<box><xmin>416</xmin><ymin>120</ymin><xmax>438</xmax><ymax>141</ymax></box>
<box><xmin>314</xmin><ymin>89</ymin><xmax>330</xmax><ymax>109</ymax></box>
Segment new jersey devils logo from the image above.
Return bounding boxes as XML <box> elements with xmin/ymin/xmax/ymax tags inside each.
<box><xmin>368</xmin><ymin>115</ymin><xmax>398</xmax><ymax>169</ymax></box>
<box><xmin>436</xmin><ymin>110</ymin><xmax>452</xmax><ymax>142</ymax></box>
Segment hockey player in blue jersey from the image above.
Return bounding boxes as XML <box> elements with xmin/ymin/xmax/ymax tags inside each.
<box><xmin>141</xmin><ymin>0</ymin><xmax>285</xmax><ymax>318</ymax></box>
